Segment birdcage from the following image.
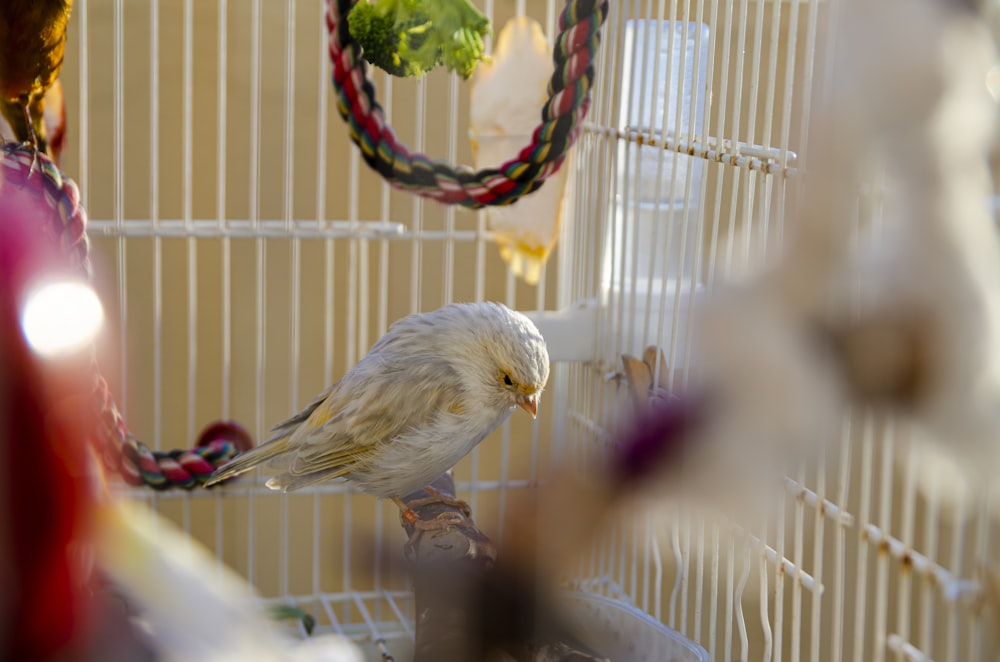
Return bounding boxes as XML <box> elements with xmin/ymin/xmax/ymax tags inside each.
<box><xmin>51</xmin><ymin>0</ymin><xmax>1000</xmax><ymax>659</ymax></box>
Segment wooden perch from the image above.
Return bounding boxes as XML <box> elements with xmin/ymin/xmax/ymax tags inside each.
<box><xmin>400</xmin><ymin>473</ymin><xmax>497</xmax><ymax>568</ymax></box>
<box><xmin>399</xmin><ymin>474</ymin><xmax>608</xmax><ymax>662</ymax></box>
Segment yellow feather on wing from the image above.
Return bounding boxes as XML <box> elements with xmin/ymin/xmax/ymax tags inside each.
<box><xmin>470</xmin><ymin>16</ymin><xmax>571</xmax><ymax>285</ymax></box>
<box><xmin>265</xmin><ymin>386</ymin><xmax>383</xmax><ymax>492</ymax></box>
<box><xmin>289</xmin><ymin>444</ymin><xmax>377</xmax><ymax>476</ymax></box>
<box><xmin>203</xmin><ymin>436</ymin><xmax>292</xmax><ymax>486</ymax></box>
<box><xmin>205</xmin><ymin>382</ymin><xmax>344</xmax><ymax>487</ymax></box>
<box><xmin>265</xmin><ymin>442</ymin><xmax>376</xmax><ymax>492</ymax></box>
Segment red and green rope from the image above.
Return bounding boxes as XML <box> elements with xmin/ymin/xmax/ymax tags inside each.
<box><xmin>327</xmin><ymin>0</ymin><xmax>608</xmax><ymax>209</ymax></box>
<box><xmin>0</xmin><ymin>142</ymin><xmax>254</xmax><ymax>490</ymax></box>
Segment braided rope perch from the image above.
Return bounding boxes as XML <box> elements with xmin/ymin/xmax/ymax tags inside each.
<box><xmin>327</xmin><ymin>0</ymin><xmax>608</xmax><ymax>209</ymax></box>
<box><xmin>0</xmin><ymin>142</ymin><xmax>253</xmax><ymax>490</ymax></box>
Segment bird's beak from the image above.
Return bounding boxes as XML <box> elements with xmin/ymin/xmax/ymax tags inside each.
<box><xmin>517</xmin><ymin>394</ymin><xmax>538</xmax><ymax>419</ymax></box>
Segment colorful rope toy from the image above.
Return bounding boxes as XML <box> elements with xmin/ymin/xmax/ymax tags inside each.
<box><xmin>0</xmin><ymin>142</ymin><xmax>254</xmax><ymax>490</ymax></box>
<box><xmin>327</xmin><ymin>0</ymin><xmax>608</xmax><ymax>209</ymax></box>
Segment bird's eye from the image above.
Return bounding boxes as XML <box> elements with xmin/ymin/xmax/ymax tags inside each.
<box><xmin>502</xmin><ymin>374</ymin><xmax>513</xmax><ymax>387</ymax></box>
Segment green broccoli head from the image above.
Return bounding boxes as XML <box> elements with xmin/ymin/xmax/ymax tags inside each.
<box><xmin>346</xmin><ymin>0</ymin><xmax>425</xmax><ymax>77</ymax></box>
<box><xmin>347</xmin><ymin>0</ymin><xmax>491</xmax><ymax>79</ymax></box>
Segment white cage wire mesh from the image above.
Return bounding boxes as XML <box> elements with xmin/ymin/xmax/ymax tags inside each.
<box><xmin>57</xmin><ymin>0</ymin><xmax>999</xmax><ymax>660</ymax></box>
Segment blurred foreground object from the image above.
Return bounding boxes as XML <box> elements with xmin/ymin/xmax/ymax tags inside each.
<box><xmin>0</xmin><ymin>147</ymin><xmax>364</xmax><ymax>662</ymax></box>
<box><xmin>473</xmin><ymin>1</ymin><xmax>1000</xmax><ymax>652</ymax></box>
<box><xmin>0</xmin><ymin>186</ymin><xmax>153</xmax><ymax>660</ymax></box>
<box><xmin>95</xmin><ymin>499</ymin><xmax>364</xmax><ymax>662</ymax></box>
<box><xmin>685</xmin><ymin>0</ymin><xmax>1000</xmax><ymax>512</ymax></box>
<box><xmin>470</xmin><ymin>16</ymin><xmax>571</xmax><ymax>284</ymax></box>
<box><xmin>0</xmin><ymin>213</ymin><xmax>92</xmax><ymax>659</ymax></box>
<box><xmin>0</xmin><ymin>0</ymin><xmax>72</xmax><ymax>159</ymax></box>
<box><xmin>798</xmin><ymin>0</ymin><xmax>1000</xmax><ymax>471</ymax></box>
<box><xmin>1</xmin><ymin>141</ymin><xmax>248</xmax><ymax>490</ymax></box>
<box><xmin>397</xmin><ymin>472</ymin><xmax>710</xmax><ymax>661</ymax></box>
<box><xmin>620</xmin><ymin>346</ymin><xmax>675</xmax><ymax>413</ymax></box>
<box><xmin>401</xmin><ymin>473</ymin><xmax>593</xmax><ymax>662</ymax></box>
<box><xmin>21</xmin><ymin>279</ymin><xmax>103</xmax><ymax>358</ymax></box>
<box><xmin>414</xmin><ymin>400</ymin><xmax>706</xmax><ymax>660</ymax></box>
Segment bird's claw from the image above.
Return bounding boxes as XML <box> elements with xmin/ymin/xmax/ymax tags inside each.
<box><xmin>403</xmin><ymin>511</ymin><xmax>471</xmax><ymax>560</ymax></box>
<box><xmin>404</xmin><ymin>492</ymin><xmax>473</xmax><ymax>518</ymax></box>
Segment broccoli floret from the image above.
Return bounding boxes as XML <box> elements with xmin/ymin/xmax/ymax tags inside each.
<box><xmin>347</xmin><ymin>0</ymin><xmax>427</xmax><ymax>77</ymax></box>
<box><xmin>347</xmin><ymin>0</ymin><xmax>491</xmax><ymax>79</ymax></box>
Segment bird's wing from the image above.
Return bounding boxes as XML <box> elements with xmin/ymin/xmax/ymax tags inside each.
<box><xmin>264</xmin><ymin>381</ymin><xmax>340</xmax><ymax>444</ymax></box>
<box><xmin>247</xmin><ymin>382</ymin><xmax>381</xmax><ymax>491</ymax></box>
<box><xmin>287</xmin><ymin>437</ymin><xmax>376</xmax><ymax>475</ymax></box>
<box><xmin>284</xmin><ymin>356</ymin><xmax>466</xmax><ymax>478</ymax></box>
<box><xmin>203</xmin><ymin>382</ymin><xmax>346</xmax><ymax>486</ymax></box>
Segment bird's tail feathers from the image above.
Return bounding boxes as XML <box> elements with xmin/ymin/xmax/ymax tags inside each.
<box><xmin>265</xmin><ymin>465</ymin><xmax>353</xmax><ymax>492</ymax></box>
<box><xmin>204</xmin><ymin>435</ymin><xmax>292</xmax><ymax>487</ymax></box>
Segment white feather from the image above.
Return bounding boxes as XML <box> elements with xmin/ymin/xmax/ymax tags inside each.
<box><xmin>94</xmin><ymin>500</ymin><xmax>363</xmax><ymax>662</ymax></box>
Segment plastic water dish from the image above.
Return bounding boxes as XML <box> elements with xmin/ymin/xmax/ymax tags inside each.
<box><xmin>558</xmin><ymin>591</ymin><xmax>710</xmax><ymax>662</ymax></box>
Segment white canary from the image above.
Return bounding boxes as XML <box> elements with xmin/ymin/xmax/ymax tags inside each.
<box><xmin>206</xmin><ymin>302</ymin><xmax>549</xmax><ymax>513</ymax></box>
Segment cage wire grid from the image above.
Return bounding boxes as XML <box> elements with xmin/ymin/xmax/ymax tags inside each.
<box><xmin>57</xmin><ymin>0</ymin><xmax>998</xmax><ymax>660</ymax></box>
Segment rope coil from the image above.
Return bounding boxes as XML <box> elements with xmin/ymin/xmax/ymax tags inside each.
<box><xmin>0</xmin><ymin>143</ymin><xmax>253</xmax><ymax>490</ymax></box>
<box><xmin>327</xmin><ymin>0</ymin><xmax>608</xmax><ymax>209</ymax></box>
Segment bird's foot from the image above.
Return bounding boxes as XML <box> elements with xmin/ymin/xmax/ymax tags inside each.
<box><xmin>402</xmin><ymin>511</ymin><xmax>480</xmax><ymax>560</ymax></box>
<box><xmin>405</xmin><ymin>486</ymin><xmax>473</xmax><ymax>518</ymax></box>
<box><xmin>391</xmin><ymin>496</ymin><xmax>421</xmax><ymax>526</ymax></box>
